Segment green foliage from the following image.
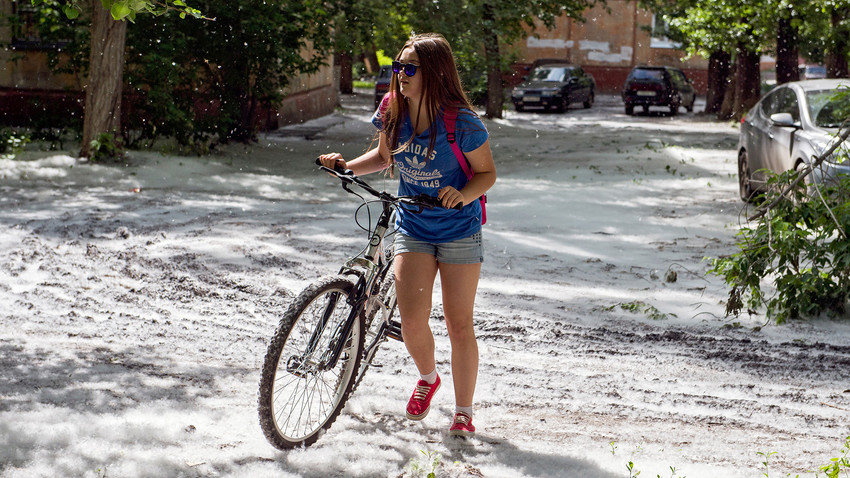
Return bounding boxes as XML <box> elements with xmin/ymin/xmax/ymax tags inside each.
<box><xmin>18</xmin><ymin>0</ymin><xmax>329</xmax><ymax>147</ymax></box>
<box><xmin>627</xmin><ymin>460</ymin><xmax>641</xmax><ymax>478</ymax></box>
<box><xmin>759</xmin><ymin>451</ymin><xmax>779</xmax><ymax>477</ymax></box>
<box><xmin>818</xmin><ymin>436</ymin><xmax>850</xmax><ymax>478</ymax></box>
<box><xmin>121</xmin><ymin>0</ymin><xmax>334</xmax><ymax>146</ymax></box>
<box><xmin>604</xmin><ymin>301</ymin><xmax>675</xmax><ymax>321</ymax></box>
<box><xmin>33</xmin><ymin>0</ymin><xmax>206</xmax><ymax>22</ymax></box>
<box><xmin>89</xmin><ymin>132</ymin><xmax>125</xmax><ymax>162</ymax></box>
<box><xmin>710</xmin><ymin>167</ymin><xmax>850</xmax><ymax>323</ymax></box>
<box><xmin>0</xmin><ymin>129</ymin><xmax>30</xmax><ymax>157</ymax></box>
<box><xmin>405</xmin><ymin>450</ymin><xmax>441</xmax><ymax>478</ymax></box>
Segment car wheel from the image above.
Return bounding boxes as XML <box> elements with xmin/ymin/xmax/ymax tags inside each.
<box><xmin>583</xmin><ymin>91</ymin><xmax>594</xmax><ymax>109</ymax></box>
<box><xmin>669</xmin><ymin>96</ymin><xmax>680</xmax><ymax>116</ymax></box>
<box><xmin>738</xmin><ymin>149</ymin><xmax>755</xmax><ymax>202</ymax></box>
<box><xmin>686</xmin><ymin>97</ymin><xmax>695</xmax><ymax>112</ymax></box>
<box><xmin>793</xmin><ymin>161</ymin><xmax>816</xmax><ymax>202</ymax></box>
<box><xmin>558</xmin><ymin>96</ymin><xmax>569</xmax><ymax>113</ymax></box>
<box><xmin>515</xmin><ymin>105</ymin><xmax>524</xmax><ymax>112</ymax></box>
<box><xmin>625</xmin><ymin>105</ymin><xmax>634</xmax><ymax>115</ymax></box>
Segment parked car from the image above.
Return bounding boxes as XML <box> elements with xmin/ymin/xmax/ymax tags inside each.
<box><xmin>511</xmin><ymin>63</ymin><xmax>595</xmax><ymax>112</ymax></box>
<box><xmin>737</xmin><ymin>79</ymin><xmax>850</xmax><ymax>201</ymax></box>
<box><xmin>622</xmin><ymin>65</ymin><xmax>696</xmax><ymax>115</ymax></box>
<box><xmin>799</xmin><ymin>64</ymin><xmax>827</xmax><ymax>80</ymax></box>
<box><xmin>374</xmin><ymin>64</ymin><xmax>392</xmax><ymax>109</ymax></box>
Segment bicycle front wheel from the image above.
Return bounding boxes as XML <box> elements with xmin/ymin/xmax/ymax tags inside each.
<box><xmin>258</xmin><ymin>275</ymin><xmax>364</xmax><ymax>449</ymax></box>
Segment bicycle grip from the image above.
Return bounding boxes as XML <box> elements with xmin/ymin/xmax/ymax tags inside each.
<box><xmin>315</xmin><ymin>157</ymin><xmax>348</xmax><ymax>174</ymax></box>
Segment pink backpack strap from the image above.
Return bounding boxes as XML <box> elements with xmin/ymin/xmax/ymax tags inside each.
<box><xmin>443</xmin><ymin>106</ymin><xmax>486</xmax><ymax>224</ymax></box>
<box><xmin>378</xmin><ymin>91</ymin><xmax>394</xmax><ymax>121</ymax></box>
<box><xmin>443</xmin><ymin>106</ymin><xmax>473</xmax><ymax>179</ymax></box>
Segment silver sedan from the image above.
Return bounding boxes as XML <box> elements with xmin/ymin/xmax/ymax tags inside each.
<box><xmin>737</xmin><ymin>79</ymin><xmax>850</xmax><ymax>201</ymax></box>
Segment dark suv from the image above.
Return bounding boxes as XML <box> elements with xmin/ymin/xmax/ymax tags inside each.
<box><xmin>511</xmin><ymin>63</ymin><xmax>595</xmax><ymax>112</ymax></box>
<box><xmin>622</xmin><ymin>66</ymin><xmax>695</xmax><ymax>115</ymax></box>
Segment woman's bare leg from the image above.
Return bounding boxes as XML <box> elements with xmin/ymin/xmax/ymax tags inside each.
<box><xmin>437</xmin><ymin>262</ymin><xmax>481</xmax><ymax>408</ymax></box>
<box><xmin>394</xmin><ymin>252</ymin><xmax>439</xmax><ymax>375</ymax></box>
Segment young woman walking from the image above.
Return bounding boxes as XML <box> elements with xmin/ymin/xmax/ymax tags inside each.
<box><xmin>318</xmin><ymin>33</ymin><xmax>496</xmax><ymax>436</ymax></box>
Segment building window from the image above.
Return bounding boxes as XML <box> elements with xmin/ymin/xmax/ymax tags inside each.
<box><xmin>9</xmin><ymin>3</ymin><xmax>69</xmax><ymax>50</ymax></box>
<box><xmin>650</xmin><ymin>14</ymin><xmax>679</xmax><ymax>49</ymax></box>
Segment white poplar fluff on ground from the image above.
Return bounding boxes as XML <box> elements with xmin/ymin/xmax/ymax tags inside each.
<box><xmin>2</xmin><ymin>94</ymin><xmax>848</xmax><ymax>478</ymax></box>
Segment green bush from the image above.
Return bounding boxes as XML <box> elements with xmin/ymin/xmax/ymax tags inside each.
<box><xmin>89</xmin><ymin>132</ymin><xmax>126</xmax><ymax>163</ymax></box>
<box><xmin>0</xmin><ymin>129</ymin><xmax>29</xmax><ymax>157</ymax></box>
<box><xmin>710</xmin><ymin>168</ymin><xmax>850</xmax><ymax>323</ymax></box>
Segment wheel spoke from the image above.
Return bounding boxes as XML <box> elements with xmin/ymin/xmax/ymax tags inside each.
<box><xmin>259</xmin><ymin>276</ymin><xmax>364</xmax><ymax>448</ymax></box>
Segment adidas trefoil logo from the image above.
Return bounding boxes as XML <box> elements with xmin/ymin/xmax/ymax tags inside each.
<box><xmin>408</xmin><ymin>157</ymin><xmax>426</xmax><ymax>170</ymax></box>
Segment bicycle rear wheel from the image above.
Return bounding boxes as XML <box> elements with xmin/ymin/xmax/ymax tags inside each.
<box><xmin>258</xmin><ymin>275</ymin><xmax>364</xmax><ymax>449</ymax></box>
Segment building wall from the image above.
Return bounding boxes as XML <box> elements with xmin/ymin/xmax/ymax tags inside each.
<box><xmin>276</xmin><ymin>41</ymin><xmax>338</xmax><ymax>128</ymax></box>
<box><xmin>507</xmin><ymin>1</ymin><xmax>709</xmax><ymax>94</ymax></box>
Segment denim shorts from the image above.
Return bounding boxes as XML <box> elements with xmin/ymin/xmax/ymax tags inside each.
<box><xmin>393</xmin><ymin>230</ymin><xmax>483</xmax><ymax>264</ymax></box>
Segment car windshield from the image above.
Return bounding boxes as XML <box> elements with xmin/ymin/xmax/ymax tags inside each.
<box><xmin>531</xmin><ymin>67</ymin><xmax>568</xmax><ymax>82</ymax></box>
<box><xmin>630</xmin><ymin>69</ymin><xmax>664</xmax><ymax>81</ymax></box>
<box><xmin>806</xmin><ymin>89</ymin><xmax>850</xmax><ymax>128</ymax></box>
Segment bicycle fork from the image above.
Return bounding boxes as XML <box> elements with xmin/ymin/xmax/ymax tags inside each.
<box><xmin>287</xmin><ymin>290</ymin><xmax>363</xmax><ymax>377</ymax></box>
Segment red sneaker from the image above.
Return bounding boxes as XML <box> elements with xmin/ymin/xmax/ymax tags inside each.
<box><xmin>449</xmin><ymin>412</ymin><xmax>475</xmax><ymax>437</ymax></box>
<box><xmin>405</xmin><ymin>375</ymin><xmax>441</xmax><ymax>420</ymax></box>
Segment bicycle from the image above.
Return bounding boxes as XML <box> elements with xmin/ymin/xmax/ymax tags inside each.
<box><xmin>258</xmin><ymin>159</ymin><xmax>460</xmax><ymax>450</ymax></box>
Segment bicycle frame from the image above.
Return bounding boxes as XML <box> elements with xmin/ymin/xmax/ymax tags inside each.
<box><xmin>298</xmin><ymin>193</ymin><xmax>396</xmax><ymax>373</ymax></box>
<box><xmin>302</xmin><ymin>162</ymin><xmax>454</xmax><ymax>373</ymax></box>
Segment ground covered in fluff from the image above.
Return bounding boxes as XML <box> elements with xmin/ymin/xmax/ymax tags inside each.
<box><xmin>2</xmin><ymin>94</ymin><xmax>848</xmax><ymax>478</ymax></box>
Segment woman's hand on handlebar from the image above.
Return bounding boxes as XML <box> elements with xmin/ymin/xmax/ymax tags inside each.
<box><xmin>437</xmin><ymin>186</ymin><xmax>465</xmax><ymax>210</ymax></box>
<box><xmin>317</xmin><ymin>153</ymin><xmax>346</xmax><ymax>172</ymax></box>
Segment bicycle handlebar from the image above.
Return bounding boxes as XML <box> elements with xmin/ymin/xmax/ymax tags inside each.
<box><xmin>315</xmin><ymin>158</ymin><xmax>462</xmax><ymax>210</ymax></box>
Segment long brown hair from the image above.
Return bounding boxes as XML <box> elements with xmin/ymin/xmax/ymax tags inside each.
<box><xmin>382</xmin><ymin>33</ymin><xmax>475</xmax><ymax>166</ymax></box>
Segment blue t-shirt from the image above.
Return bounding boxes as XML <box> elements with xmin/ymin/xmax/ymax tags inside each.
<box><xmin>372</xmin><ymin>107</ymin><xmax>488</xmax><ymax>243</ymax></box>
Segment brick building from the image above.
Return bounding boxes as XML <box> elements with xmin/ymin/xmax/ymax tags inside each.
<box><xmin>510</xmin><ymin>1</ymin><xmax>709</xmax><ymax>94</ymax></box>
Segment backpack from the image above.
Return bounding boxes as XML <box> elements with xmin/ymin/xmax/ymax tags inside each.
<box><xmin>379</xmin><ymin>94</ymin><xmax>487</xmax><ymax>225</ymax></box>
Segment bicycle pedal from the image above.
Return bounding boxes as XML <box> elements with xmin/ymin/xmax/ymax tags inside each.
<box><xmin>386</xmin><ymin>320</ymin><xmax>403</xmax><ymax>342</ymax></box>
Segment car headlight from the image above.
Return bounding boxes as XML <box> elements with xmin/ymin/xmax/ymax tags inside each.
<box><xmin>513</xmin><ymin>89</ymin><xmax>525</xmax><ymax>96</ymax></box>
<box><xmin>540</xmin><ymin>89</ymin><xmax>558</xmax><ymax>97</ymax></box>
<box><xmin>813</xmin><ymin>139</ymin><xmax>848</xmax><ymax>165</ymax></box>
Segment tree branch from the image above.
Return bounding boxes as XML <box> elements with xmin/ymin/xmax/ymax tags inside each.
<box><xmin>748</xmin><ymin>124</ymin><xmax>850</xmax><ymax>224</ymax></box>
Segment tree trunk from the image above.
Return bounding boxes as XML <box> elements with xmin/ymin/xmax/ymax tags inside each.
<box><xmin>80</xmin><ymin>1</ymin><xmax>127</xmax><ymax>158</ymax></box>
<box><xmin>482</xmin><ymin>2</ymin><xmax>502</xmax><ymax>119</ymax></box>
<box><xmin>362</xmin><ymin>50</ymin><xmax>380</xmax><ymax>75</ymax></box>
<box><xmin>732</xmin><ymin>44</ymin><xmax>760</xmax><ymax>120</ymax></box>
<box><xmin>705</xmin><ymin>50</ymin><xmax>731</xmax><ymax>115</ymax></box>
<box><xmin>338</xmin><ymin>50</ymin><xmax>353</xmax><ymax>95</ymax></box>
<box><xmin>775</xmin><ymin>16</ymin><xmax>799</xmax><ymax>84</ymax></box>
<box><xmin>826</xmin><ymin>9</ymin><xmax>849</xmax><ymax>78</ymax></box>
<box><xmin>719</xmin><ymin>73</ymin><xmax>736</xmax><ymax>120</ymax></box>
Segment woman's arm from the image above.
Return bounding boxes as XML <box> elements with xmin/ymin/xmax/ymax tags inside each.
<box><xmin>317</xmin><ymin>132</ymin><xmax>392</xmax><ymax>175</ymax></box>
<box><xmin>438</xmin><ymin>139</ymin><xmax>496</xmax><ymax>208</ymax></box>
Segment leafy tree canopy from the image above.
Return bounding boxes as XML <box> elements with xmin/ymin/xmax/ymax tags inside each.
<box><xmin>31</xmin><ymin>0</ymin><xmax>206</xmax><ymax>21</ymax></box>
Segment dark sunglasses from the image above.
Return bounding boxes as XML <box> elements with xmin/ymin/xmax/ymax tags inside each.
<box><xmin>392</xmin><ymin>61</ymin><xmax>419</xmax><ymax>77</ymax></box>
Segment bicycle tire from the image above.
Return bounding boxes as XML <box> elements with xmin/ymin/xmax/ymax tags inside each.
<box><xmin>258</xmin><ymin>275</ymin><xmax>365</xmax><ymax>450</ymax></box>
<box><xmin>353</xmin><ymin>275</ymin><xmax>397</xmax><ymax>390</ymax></box>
